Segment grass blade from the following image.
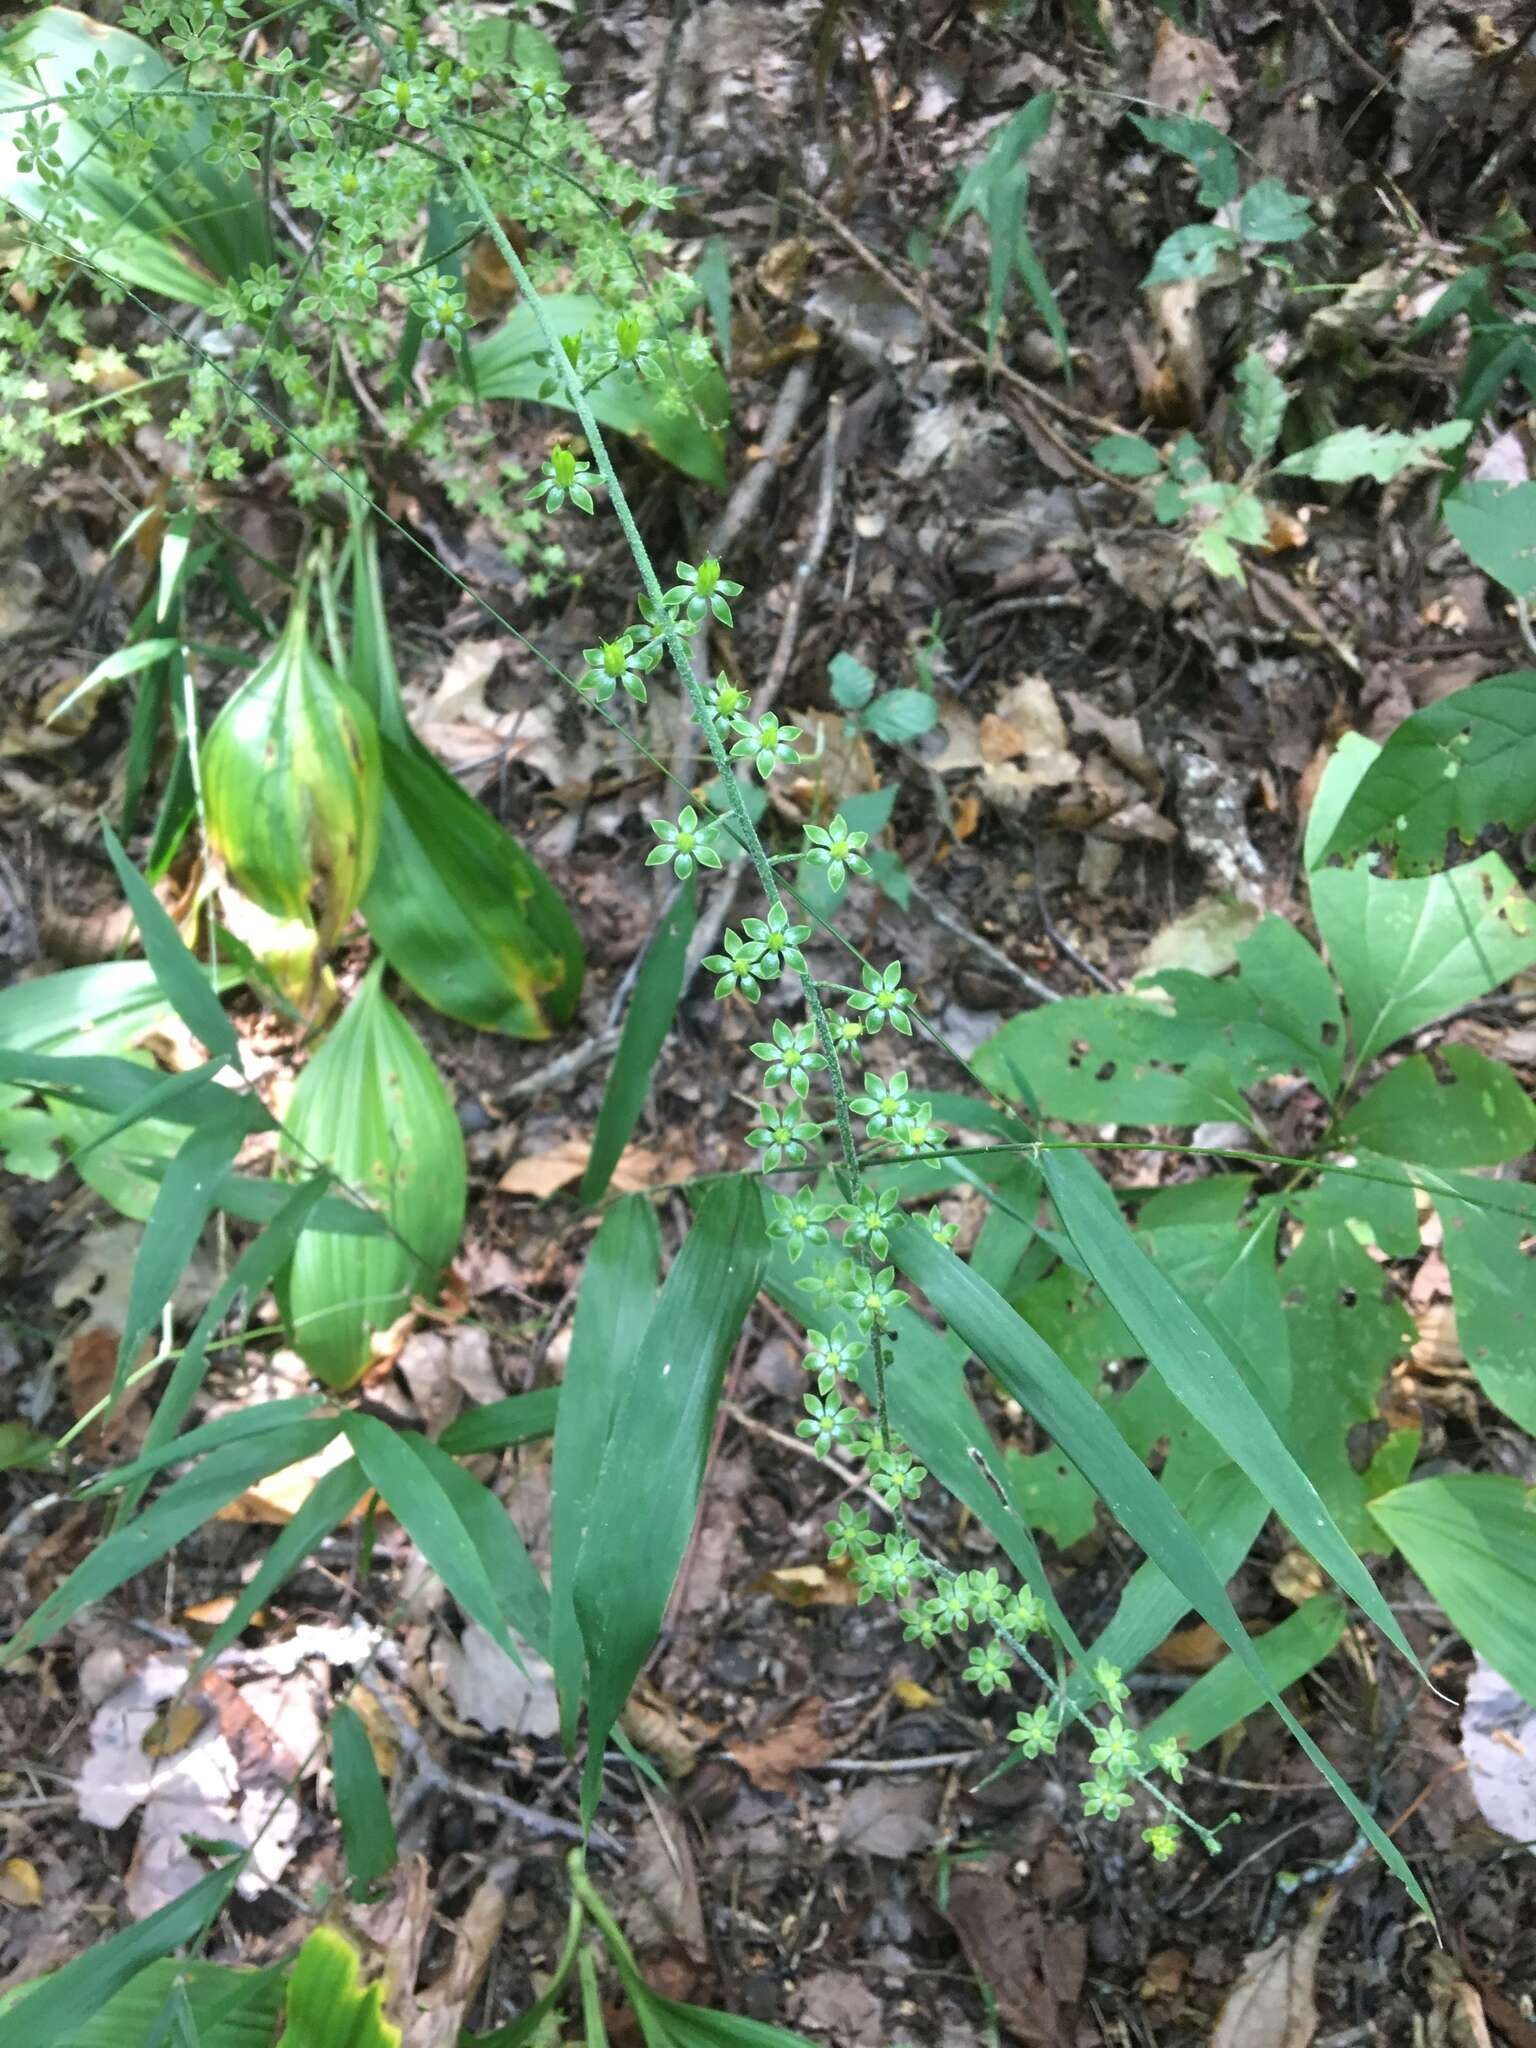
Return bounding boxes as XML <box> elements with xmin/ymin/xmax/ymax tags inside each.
<box><xmin>892</xmin><ymin>1226</ymin><xmax>1429</xmax><ymax>1909</ymax></box>
<box><xmin>1038</xmin><ymin>1147</ymin><xmax>1419</xmax><ymax>1667</ymax></box>
<box><xmin>580</xmin><ymin>878</ymin><xmax>696</xmax><ymax>1206</ymax></box>
<box><xmin>573</xmin><ymin>1179</ymin><xmax>766</xmax><ymax>1825</ymax></box>
<box><xmin>409</xmin><ymin>1429</ymin><xmax>550</xmax><ymax>1656</ymax></box>
<box><xmin>101</xmin><ymin>821</ymin><xmax>238</xmax><ymax>1063</ymax></box>
<box><xmin>330</xmin><ymin>1702</ymin><xmax>399</xmax><ymax>1897</ymax></box>
<box><xmin>2</xmin><ymin>1419</ymin><xmax>341</xmax><ymax>1664</ymax></box>
<box><xmin>439</xmin><ymin>1389</ymin><xmax>560</xmax><ymax>1455</ymax></box>
<box><xmin>550</xmin><ymin>1196</ymin><xmax>660</xmax><ymax>1750</ymax></box>
<box><xmin>85</xmin><ymin>1396</ymin><xmax>327</xmax><ymax>1496</ymax></box>
<box><xmin>1143</xmin><ymin>1595</ymin><xmax>1348</xmax><ymax>1755</ymax></box>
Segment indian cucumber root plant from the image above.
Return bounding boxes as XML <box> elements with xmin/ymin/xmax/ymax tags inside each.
<box><xmin>3</xmin><ymin>2</ymin><xmax>1536</xmax><ymax>2042</ymax></box>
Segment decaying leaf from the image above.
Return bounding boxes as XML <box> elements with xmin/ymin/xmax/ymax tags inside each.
<box><xmin>1211</xmin><ymin>1894</ymin><xmax>1336</xmax><ymax>2048</ymax></box>
<box><xmin>727</xmin><ymin>1696</ymin><xmax>836</xmax><ymax>1793</ymax></box>
<box><xmin>498</xmin><ymin>1135</ymin><xmax>664</xmax><ymax>1199</ymax></box>
<box><xmin>940</xmin><ymin>1856</ymin><xmax>1086</xmax><ymax>2048</ymax></box>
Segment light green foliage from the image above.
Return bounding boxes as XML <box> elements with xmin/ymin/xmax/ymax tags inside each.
<box><xmin>1444</xmin><ymin>479</ymin><xmax>1536</xmax><ymax>598</ymax></box>
<box><xmin>275</xmin><ymin>1929</ymin><xmax>399</xmax><ymax>2048</ymax></box>
<box><xmin>943</xmin><ymin>93</ymin><xmax>1067</xmax><ymax>371</ymax></box>
<box><xmin>1370</xmin><ymin>1476</ymin><xmax>1536</xmax><ymax>1704</ymax></box>
<box><xmin>828</xmin><ymin>648</ymin><xmax>939</xmax><ymax>746</ymax></box>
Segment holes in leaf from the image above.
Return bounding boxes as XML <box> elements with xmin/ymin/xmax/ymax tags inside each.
<box><xmin>1338</xmin><ymin>1286</ymin><xmax>1358</xmax><ymax>1308</ymax></box>
<box><xmin>1095</xmin><ymin>1060</ymin><xmax>1117</xmax><ymax>1083</ymax></box>
<box><xmin>1320</xmin><ymin>1021</ymin><xmax>1340</xmax><ymax>1048</ymax></box>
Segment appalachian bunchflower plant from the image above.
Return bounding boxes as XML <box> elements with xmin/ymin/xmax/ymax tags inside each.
<box><xmin>528</xmin><ymin>444</ymin><xmax>597</xmax><ymax>514</ymax></box>
<box><xmin>740</xmin><ymin>905</ymin><xmax>810</xmax><ymax>979</ymax></box>
<box><xmin>768</xmin><ymin>1190</ymin><xmax>835</xmax><ymax>1263</ymax></box>
<box><xmin>1009</xmin><ymin>1705</ymin><xmax>1059</xmax><ymax>1759</ymax></box>
<box><xmin>1002</xmin><ymin>1589</ymin><xmax>1049</xmax><ymax>1638</ymax></box>
<box><xmin>825</xmin><ymin>1503</ymin><xmax>875</xmax><ymax>1562</ymax></box>
<box><xmin>1143</xmin><ymin>1823</ymin><xmax>1181</xmax><ymax>1863</ymax></box>
<box><xmin>646</xmin><ymin>805</ymin><xmax>721</xmax><ymax>880</ymax></box>
<box><xmin>1150</xmin><ymin>1737</ymin><xmax>1187</xmax><ymax>1786</ymax></box>
<box><xmin>1091</xmin><ymin>1718</ymin><xmax>1142</xmax><ymax>1780</ymax></box>
<box><xmin>828</xmin><ymin>1012</ymin><xmax>865</xmax><ymax>1052</ymax></box>
<box><xmin>927</xmin><ymin>1582</ymin><xmax>972</xmax><ymax>1633</ymax></box>
<box><xmin>703</xmin><ymin>927</ymin><xmax>765</xmax><ymax>1001</ymax></box>
<box><xmin>666</xmin><ymin>556</ymin><xmax>743</xmax><ymax>627</ymax></box>
<box><xmin>839</xmin><ymin>1186</ymin><xmax>904</xmax><ymax>1259</ymax></box>
<box><xmin>753</xmin><ymin>1018</ymin><xmax>828</xmax><ymax>1098</ymax></box>
<box><xmin>1081</xmin><ymin>1774</ymin><xmax>1136</xmax><ymax>1821</ymax></box>
<box><xmin>839</xmin><ymin>1266</ymin><xmax>906</xmax><ymax>1332</ymax></box>
<box><xmin>902</xmin><ymin>1606</ymin><xmax>942</xmax><ymax>1649</ymax></box>
<box><xmin>746</xmin><ymin>1102</ymin><xmax>821</xmax><ymax>1172</ymax></box>
<box><xmin>965</xmin><ymin>1568</ymin><xmax>1010</xmax><ymax>1623</ymax></box>
<box><xmin>856</xmin><ymin>1535</ymin><xmax>925</xmax><ymax>1602</ymax></box>
<box><xmin>922</xmin><ymin>1206</ymin><xmax>959</xmax><ymax>1245</ymax></box>
<box><xmin>730</xmin><ymin>711</ymin><xmax>803</xmax><ymax>780</ymax></box>
<box><xmin>847</xmin><ymin>960</ymin><xmax>916</xmax><ymax>1035</ymax></box>
<box><xmin>803</xmin><ymin>1323</ymin><xmax>865</xmax><ymax>1392</ymax></box>
<box><xmin>865</xmin><ymin>1443</ymin><xmax>926</xmax><ymax>1509</ymax></box>
<box><xmin>802</xmin><ymin>813</ymin><xmax>872</xmax><ymax>891</ymax></box>
<box><xmin>797</xmin><ymin>1392</ymin><xmax>857</xmax><ymax>1458</ymax></box>
<box><xmin>1094</xmin><ymin>1660</ymin><xmax>1131</xmax><ymax>1712</ymax></box>
<box><xmin>579</xmin><ymin>633</ymin><xmax>660</xmax><ymax>705</ymax></box>
<box><xmin>706</xmin><ymin>671</ymin><xmax>751</xmax><ymax>721</ymax></box>
<box><xmin>964</xmin><ymin>1641</ymin><xmax>1014</xmax><ymax>1697</ymax></box>
<box><xmin>892</xmin><ymin>1102</ymin><xmax>947</xmax><ymax>1157</ymax></box>
<box><xmin>850</xmin><ymin>1068</ymin><xmax>910</xmax><ymax>1138</ymax></box>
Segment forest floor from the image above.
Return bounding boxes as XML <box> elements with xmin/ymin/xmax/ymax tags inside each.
<box><xmin>4</xmin><ymin>3</ymin><xmax>1536</xmax><ymax>2044</ymax></box>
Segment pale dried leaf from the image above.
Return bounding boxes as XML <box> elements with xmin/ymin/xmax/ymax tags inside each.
<box><xmin>498</xmin><ymin>1135</ymin><xmax>664</xmax><ymax>1198</ymax></box>
<box><xmin>728</xmin><ymin>1697</ymin><xmax>836</xmax><ymax>1793</ymax></box>
<box><xmin>1211</xmin><ymin>1895</ymin><xmax>1335</xmax><ymax>2048</ymax></box>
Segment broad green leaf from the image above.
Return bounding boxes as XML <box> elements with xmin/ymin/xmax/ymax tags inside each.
<box><xmin>1142</xmin><ymin>1596</ymin><xmax>1349</xmax><ymax>1754</ymax></box>
<box><xmin>1126</xmin><ymin>111</ymin><xmax>1238</xmax><ymax>206</ymax></box>
<box><xmin>410</xmin><ymin>1430</ymin><xmax>549</xmax><ymax>1656</ymax></box>
<box><xmin>345</xmin><ymin>520</ymin><xmax>584</xmax><ymax>1039</ymax></box>
<box><xmin>644</xmin><ymin>1999</ymin><xmax>817</xmax><ymax>2047</ymax></box>
<box><xmin>340</xmin><ymin>1415</ymin><xmax>526</xmax><ymax>1664</ymax></box>
<box><xmin>0</xmin><ymin>1099</ymin><xmax>60</xmax><ymax>1177</ymax></box>
<box><xmin>47</xmin><ymin>1051</ymin><xmax>186</xmax><ymax>1221</ymax></box>
<box><xmin>117</xmin><ymin>1092</ymin><xmax>258</xmax><ymax>1391</ymax></box>
<box><xmin>1320</xmin><ymin>671</ymin><xmax>1536</xmax><ymax>871</ymax></box>
<box><xmin>470</xmin><ymin>293</ymin><xmax>729</xmax><ymax>487</ymax></box>
<box><xmin>330</xmin><ymin>1705</ymin><xmax>399</xmax><ymax>1897</ymax></box>
<box><xmin>1091</xmin><ymin>433</ymin><xmax>1162</xmax><ymax>478</ymax></box>
<box><xmin>102</xmin><ymin>821</ymin><xmax>239</xmax><ymax>1062</ymax></box>
<box><xmin>1237</xmin><ymin>178</ymin><xmax>1313</xmax><ymax>244</ymax></box>
<box><xmin>1039</xmin><ymin>1148</ymin><xmax>1415</xmax><ymax>1662</ymax></box>
<box><xmin>974</xmin><ymin>994</ymin><xmax>1253</xmax><ymax>1128</ymax></box>
<box><xmin>1235</xmin><ymin>351</ymin><xmax>1287</xmax><ymax>465</ymax></box>
<box><xmin>828</xmin><ymin>651</ymin><xmax>877</xmax><ymax>711</ymax></box>
<box><xmin>1424</xmin><ymin>1172</ymin><xmax>1536</xmax><ymax>1433</ymax></box>
<box><xmin>1369</xmin><ymin>1475</ymin><xmax>1536</xmax><ymax>1703</ymax></box>
<box><xmin>0</xmin><ymin>10</ymin><xmax>266</xmax><ymax>304</ymax></box>
<box><xmin>1338</xmin><ymin>1046</ymin><xmax>1536</xmax><ymax>1166</ymax></box>
<box><xmin>891</xmin><ymin>1227</ymin><xmax>1429</xmax><ymax>1908</ymax></box>
<box><xmin>1143</xmin><ymin>223</ymin><xmax>1238</xmax><ymax>288</ymax></box>
<box><xmin>0</xmin><ymin>1048</ymin><xmax>232</xmax><ymax>1123</ymax></box>
<box><xmin>275</xmin><ymin>1929</ymin><xmax>400</xmax><ymax>2048</ymax></box>
<box><xmin>1312</xmin><ymin>850</ymin><xmax>1536</xmax><ymax>1065</ymax></box>
<box><xmin>1444</xmin><ymin>480</ymin><xmax>1536</xmax><ymax>596</ymax></box>
<box><xmin>861</xmin><ymin>688</ymin><xmax>938</xmax><ymax>744</ymax></box>
<box><xmin>190</xmin><ymin>1456</ymin><xmax>367</xmax><ymax>1675</ymax></box>
<box><xmin>0</xmin><ymin>1959</ymin><xmax>281</xmax><ymax>2048</ymax></box>
<box><xmin>1003</xmin><ymin>1445</ymin><xmax>1100</xmax><ymax>1545</ymax></box>
<box><xmin>0</xmin><ymin>1868</ymin><xmax>241</xmax><ymax>2048</ymax></box>
<box><xmin>1</xmin><ymin>1418</ymin><xmax>340</xmax><ymax>1663</ymax></box>
<box><xmin>1277</xmin><ymin>1212</ymin><xmax>1416</xmax><ymax>1545</ymax></box>
<box><xmin>1304</xmin><ymin>733</ymin><xmax>1381</xmax><ymax>872</ymax></box>
<box><xmin>574</xmin><ymin>1179</ymin><xmax>767</xmax><ymax>1824</ymax></box>
<box><xmin>1276</xmin><ymin>420</ymin><xmax>1470</xmax><ymax>485</ymax></box>
<box><xmin>550</xmin><ymin>1196</ymin><xmax>660</xmax><ymax>1749</ymax></box>
<box><xmin>439</xmin><ymin>1388</ymin><xmax>559</xmax><ymax>1456</ymax></box>
<box><xmin>1294</xmin><ymin>1154</ymin><xmax>1419</xmax><ymax>1256</ymax></box>
<box><xmin>581</xmin><ymin>878</ymin><xmax>695</xmax><ymax>1206</ymax></box>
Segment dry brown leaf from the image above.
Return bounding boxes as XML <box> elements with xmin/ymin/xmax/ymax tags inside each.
<box><xmin>219</xmin><ymin>1429</ymin><xmax>363</xmax><ymax>1526</ymax></box>
<box><xmin>1140</xmin><ymin>1948</ymin><xmax>1190</xmax><ymax>2000</ymax></box>
<box><xmin>1272</xmin><ymin>1548</ymin><xmax>1327</xmax><ymax>1608</ymax></box>
<box><xmin>498</xmin><ymin>1136</ymin><xmax>663</xmax><ymax>1199</ymax></box>
<box><xmin>0</xmin><ymin>1857</ymin><xmax>42</xmax><ymax>1908</ymax></box>
<box><xmin>621</xmin><ymin>1680</ymin><xmax>715</xmax><ymax>1781</ymax></box>
<box><xmin>940</xmin><ymin>1857</ymin><xmax>1085</xmax><ymax>2048</ymax></box>
<box><xmin>624</xmin><ymin>1812</ymin><xmax>708</xmax><ymax>1964</ymax></box>
<box><xmin>728</xmin><ymin>1697</ymin><xmax>836</xmax><ymax>1793</ymax></box>
<box><xmin>412</xmin><ymin>1872</ymin><xmax>509</xmax><ymax>2048</ymax></box>
<box><xmin>1153</xmin><ymin>1621</ymin><xmax>1227</xmax><ymax>1673</ymax></box>
<box><xmin>1210</xmin><ymin>1894</ymin><xmax>1336</xmax><ymax>2048</ymax></box>
<box><xmin>65</xmin><ymin>1325</ymin><xmax>151</xmax><ymax>1454</ymax></box>
<box><xmin>834</xmin><ymin>1778</ymin><xmax>939</xmax><ymax>1858</ymax></box>
<box><xmin>750</xmin><ymin>1560</ymin><xmax>860</xmax><ymax>1608</ymax></box>
<box><xmin>1147</xmin><ymin>19</ymin><xmax>1238</xmax><ymax>123</ymax></box>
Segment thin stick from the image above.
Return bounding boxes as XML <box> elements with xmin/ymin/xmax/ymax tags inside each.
<box><xmin>905</xmin><ymin>876</ymin><xmax>1062</xmax><ymax>1006</ymax></box>
<box><xmin>760</xmin><ymin>391</ymin><xmax>845</xmax><ymax>711</ymax></box>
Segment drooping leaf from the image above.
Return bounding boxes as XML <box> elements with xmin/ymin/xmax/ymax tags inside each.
<box><xmin>330</xmin><ymin>1704</ymin><xmax>399</xmax><ymax>1898</ymax></box>
<box><xmin>0</xmin><ymin>9</ymin><xmax>267</xmax><ymax>303</ymax></box>
<box><xmin>0</xmin><ymin>1959</ymin><xmax>282</xmax><ymax>2048</ymax></box>
<box><xmin>277</xmin><ymin>962</ymin><xmax>466</xmax><ymax>1387</ymax></box>
<box><xmin>1312</xmin><ymin>850</ymin><xmax>1536</xmax><ymax>1065</ymax></box>
<box><xmin>974</xmin><ymin>994</ymin><xmax>1253</xmax><ymax>1128</ymax></box>
<box><xmin>46</xmin><ymin>1051</ymin><xmax>187</xmax><ymax>1221</ymax></box>
<box><xmin>642</xmin><ymin>1999</ymin><xmax>818</xmax><ymax>2047</ymax></box>
<box><xmin>574</xmin><ymin>1179</ymin><xmax>767</xmax><ymax>1824</ymax></box>
<box><xmin>340</xmin><ymin>1415</ymin><xmax>529</xmax><ymax>1663</ymax></box>
<box><xmin>0</xmin><ymin>1867</ymin><xmax>242</xmax><ymax>2048</ymax></box>
<box><xmin>1</xmin><ymin>1418</ymin><xmax>341</xmax><ymax>1664</ymax></box>
<box><xmin>439</xmin><ymin>1389</ymin><xmax>560</xmax><ymax>1456</ymax></box>
<box><xmin>695</xmin><ymin>234</ymin><xmax>733</xmax><ymax>372</ymax></box>
<box><xmin>470</xmin><ymin>293</ymin><xmax>729</xmax><ymax>487</ymax></box>
<box><xmin>1443</xmin><ymin>480</ymin><xmax>1536</xmax><ymax>596</ymax></box>
<box><xmin>1275</xmin><ymin>419</ymin><xmax>1469</xmax><ymax>485</ymax></box>
<box><xmin>1319</xmin><ymin>671</ymin><xmax>1536</xmax><ymax>872</ymax></box>
<box><xmin>890</xmin><ymin>1227</ymin><xmax>1428</xmax><ymax>1908</ymax></box>
<box><xmin>581</xmin><ymin>879</ymin><xmax>695</xmax><ymax>1206</ymax></box>
<box><xmin>1038</xmin><ymin>1148</ymin><xmax>1417</xmax><ymax>1664</ymax></box>
<box><xmin>860</xmin><ymin>688</ymin><xmax>939</xmax><ymax>745</ymax></box>
<box><xmin>1369</xmin><ymin>1475</ymin><xmax>1536</xmax><ymax>1704</ymax></box>
<box><xmin>1338</xmin><ymin>1046</ymin><xmax>1536</xmax><ymax>1166</ymax></box>
<box><xmin>1142</xmin><ymin>1596</ymin><xmax>1349</xmax><ymax>1754</ymax></box>
<box><xmin>275</xmin><ymin>1929</ymin><xmax>400</xmax><ymax>2048</ymax></box>
<box><xmin>1143</xmin><ymin>223</ymin><xmax>1239</xmax><ymax>288</ymax></box>
<box><xmin>1237</xmin><ymin>178</ymin><xmax>1313</xmax><ymax>245</ymax></box>
<box><xmin>101</xmin><ymin>822</ymin><xmax>240</xmax><ymax>1062</ymax></box>
<box><xmin>344</xmin><ymin>518</ymin><xmax>584</xmax><ymax>1039</ymax></box>
<box><xmin>550</xmin><ymin>1196</ymin><xmax>660</xmax><ymax>1749</ymax></box>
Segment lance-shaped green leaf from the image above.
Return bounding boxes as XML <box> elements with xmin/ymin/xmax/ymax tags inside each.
<box><xmin>330</xmin><ymin>1704</ymin><xmax>399</xmax><ymax>1898</ymax></box>
<box><xmin>549</xmin><ymin>1196</ymin><xmax>660</xmax><ymax>1750</ymax></box>
<box><xmin>1</xmin><ymin>1418</ymin><xmax>342</xmax><ymax>1664</ymax></box>
<box><xmin>1037</xmin><ymin>1146</ymin><xmax>1418</xmax><ymax>1667</ymax></box>
<box><xmin>275</xmin><ymin>1929</ymin><xmax>400</xmax><ymax>2048</ymax></box>
<box><xmin>439</xmin><ymin>1388</ymin><xmax>560</xmax><ymax>1455</ymax></box>
<box><xmin>1370</xmin><ymin>1474</ymin><xmax>1536</xmax><ymax>1704</ymax></box>
<box><xmin>891</xmin><ymin>1227</ymin><xmax>1429</xmax><ymax>1909</ymax></box>
<box><xmin>102</xmin><ymin>821</ymin><xmax>239</xmax><ymax>1063</ymax></box>
<box><xmin>344</xmin><ymin>515</ymin><xmax>584</xmax><ymax>1040</ymax></box>
<box><xmin>581</xmin><ymin>881</ymin><xmax>695</xmax><ymax>1206</ymax></box>
<box><xmin>573</xmin><ymin>1179</ymin><xmax>767</xmax><ymax>1826</ymax></box>
<box><xmin>1143</xmin><ymin>1595</ymin><xmax>1349</xmax><ymax>1754</ymax></box>
<box><xmin>0</xmin><ymin>1956</ymin><xmax>283</xmax><ymax>2048</ymax></box>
